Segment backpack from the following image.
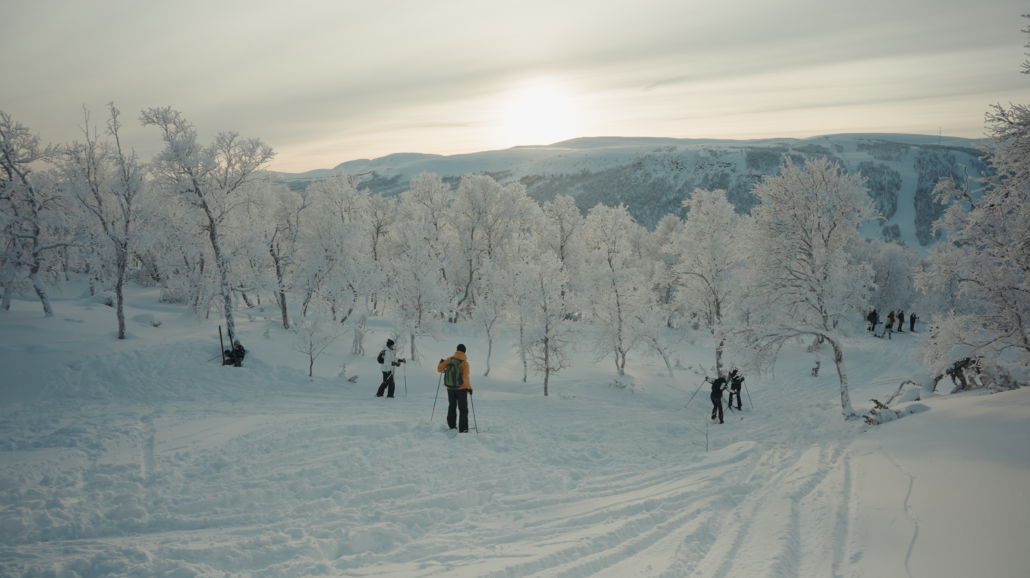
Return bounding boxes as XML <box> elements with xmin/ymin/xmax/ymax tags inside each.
<box><xmin>377</xmin><ymin>350</ymin><xmax>386</xmax><ymax>364</ymax></box>
<box><xmin>444</xmin><ymin>357</ymin><xmax>464</xmax><ymax>388</ymax></box>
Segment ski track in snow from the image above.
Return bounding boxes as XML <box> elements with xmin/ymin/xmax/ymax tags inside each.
<box><xmin>0</xmin><ymin>299</ymin><xmax>1016</xmax><ymax>577</ymax></box>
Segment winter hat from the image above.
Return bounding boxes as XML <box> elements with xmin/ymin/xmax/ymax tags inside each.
<box><xmin>387</xmin><ymin>339</ymin><xmax>395</xmax><ymax>348</ymax></box>
<box><xmin>457</xmin><ymin>343</ymin><xmax>466</xmax><ymax>353</ymax></box>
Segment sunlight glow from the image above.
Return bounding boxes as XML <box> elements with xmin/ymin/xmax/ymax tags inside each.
<box><xmin>500</xmin><ymin>83</ymin><xmax>581</xmax><ymax>147</ymax></box>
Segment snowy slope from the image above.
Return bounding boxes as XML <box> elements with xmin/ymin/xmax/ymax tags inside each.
<box><xmin>277</xmin><ymin>134</ymin><xmax>986</xmax><ymax>254</ymax></box>
<box><xmin>1</xmin><ymin>282</ymin><xmax>1027</xmax><ymax>577</ymax></box>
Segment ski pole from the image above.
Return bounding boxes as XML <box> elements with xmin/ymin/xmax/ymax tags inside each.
<box><xmin>684</xmin><ymin>378</ymin><xmax>708</xmax><ymax>409</ymax></box>
<box><xmin>219</xmin><ymin>325</ymin><xmax>226</xmax><ymax>366</ymax></box>
<box><xmin>743</xmin><ymin>379</ymin><xmax>753</xmax><ymax>409</ymax></box>
<box><xmin>404</xmin><ymin>364</ymin><xmax>408</xmax><ymax>397</ymax></box>
<box><xmin>205</xmin><ymin>353</ymin><xmax>221</xmax><ymax>363</ymax></box>
<box><xmin>430</xmin><ymin>373</ymin><xmax>443</xmax><ymax>420</ymax></box>
<box><xmin>469</xmin><ymin>390</ymin><xmax>479</xmax><ymax>434</ymax></box>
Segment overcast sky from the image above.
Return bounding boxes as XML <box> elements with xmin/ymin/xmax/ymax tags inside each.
<box><xmin>2</xmin><ymin>0</ymin><xmax>1027</xmax><ymax>173</ymax></box>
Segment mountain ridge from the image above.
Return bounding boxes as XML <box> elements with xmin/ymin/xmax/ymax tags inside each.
<box><xmin>275</xmin><ymin>134</ymin><xmax>988</xmax><ymax>253</ymax></box>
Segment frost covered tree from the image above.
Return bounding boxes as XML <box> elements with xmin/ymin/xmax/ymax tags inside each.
<box><xmin>302</xmin><ymin>171</ymin><xmax>380</xmax><ymax>353</ymax></box>
<box><xmin>667</xmin><ymin>188</ymin><xmax>747</xmax><ymax>377</ymax></box>
<box><xmin>289</xmin><ymin>316</ymin><xmax>339</xmax><ymax>378</ymax></box>
<box><xmin>389</xmin><ymin>214</ymin><xmax>449</xmax><ymax>362</ymax></box>
<box><xmin>63</xmin><ymin>105</ymin><xmax>147</xmax><ymax>338</ymax></box>
<box><xmin>540</xmin><ymin>194</ymin><xmax>587</xmax><ymax>292</ymax></box>
<box><xmin>917</xmin><ymin>100</ymin><xmax>1030</xmax><ymax>377</ymax></box>
<box><xmin>583</xmin><ymin>203</ymin><xmax>647</xmax><ymax>375</ymax></box>
<box><xmin>517</xmin><ymin>252</ymin><xmax>577</xmax><ymax>396</ymax></box>
<box><xmin>141</xmin><ymin>108</ymin><xmax>274</xmax><ymax>342</ymax></box>
<box><xmin>852</xmin><ymin>239</ymin><xmax>919</xmax><ymax>314</ymax></box>
<box><xmin>0</xmin><ymin>111</ymin><xmax>73</xmax><ymax>315</ymax></box>
<box><xmin>742</xmin><ymin>158</ymin><xmax>876</xmax><ymax>418</ymax></box>
<box><xmin>448</xmin><ymin>174</ymin><xmax>535</xmax><ymax>318</ymax></box>
<box><xmin>649</xmin><ymin>214</ymin><xmax>684</xmax><ymax>322</ymax></box>
<box><xmin>264</xmin><ymin>184</ymin><xmax>312</xmax><ymax>329</ymax></box>
<box><xmin>472</xmin><ymin>258</ymin><xmax>510</xmax><ymax>376</ymax></box>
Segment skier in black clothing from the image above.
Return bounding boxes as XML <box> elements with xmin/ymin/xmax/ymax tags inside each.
<box><xmin>866</xmin><ymin>310</ymin><xmax>877</xmax><ymax>332</ymax></box>
<box><xmin>711</xmin><ymin>375</ymin><xmax>727</xmax><ymax>424</ymax></box>
<box><xmin>909</xmin><ymin>312</ymin><xmax>918</xmax><ymax>332</ymax></box>
<box><xmin>223</xmin><ymin>340</ymin><xmax>246</xmax><ymax>367</ymax></box>
<box><xmin>728</xmin><ymin>369</ymin><xmax>744</xmax><ymax>410</ymax></box>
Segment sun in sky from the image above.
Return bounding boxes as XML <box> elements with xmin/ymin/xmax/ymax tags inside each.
<box><xmin>499</xmin><ymin>82</ymin><xmax>583</xmax><ymax>147</ymax></box>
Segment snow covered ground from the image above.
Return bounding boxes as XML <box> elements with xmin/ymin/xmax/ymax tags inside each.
<box><xmin>1</xmin><ymin>283</ymin><xmax>1028</xmax><ymax>577</ymax></box>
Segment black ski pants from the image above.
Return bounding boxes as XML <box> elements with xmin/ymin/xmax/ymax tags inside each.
<box><xmin>728</xmin><ymin>387</ymin><xmax>742</xmax><ymax>410</ymax></box>
<box><xmin>447</xmin><ymin>388</ymin><xmax>469</xmax><ymax>432</ymax></box>
<box><xmin>376</xmin><ymin>371</ymin><xmax>396</xmax><ymax>397</ymax></box>
<box><xmin>711</xmin><ymin>392</ymin><xmax>724</xmax><ymax>423</ymax></box>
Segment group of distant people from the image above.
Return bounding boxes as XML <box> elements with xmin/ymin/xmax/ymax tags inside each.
<box><xmin>222</xmin><ymin>334</ymin><xmax>758</xmax><ymax>430</ymax></box>
<box><xmin>376</xmin><ymin>338</ymin><xmax>474</xmax><ymax>433</ymax></box>
<box><xmin>866</xmin><ymin>309</ymin><xmax>917</xmax><ymax>339</ymax></box>
<box><xmin>219</xmin><ymin>335</ymin><xmax>475</xmax><ymax>433</ymax></box>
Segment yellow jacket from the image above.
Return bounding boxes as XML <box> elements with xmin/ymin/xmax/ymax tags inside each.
<box><xmin>437</xmin><ymin>351</ymin><xmax>471</xmax><ymax>390</ymax></box>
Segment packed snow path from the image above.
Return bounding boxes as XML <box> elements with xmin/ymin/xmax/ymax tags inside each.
<box><xmin>1</xmin><ymin>296</ymin><xmax>1027</xmax><ymax>577</ymax></box>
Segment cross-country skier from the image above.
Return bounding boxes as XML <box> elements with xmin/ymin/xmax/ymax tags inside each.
<box><xmin>438</xmin><ymin>344</ymin><xmax>472</xmax><ymax>432</ymax></box>
<box><xmin>711</xmin><ymin>374</ymin><xmax>727</xmax><ymax>424</ymax></box>
<box><xmin>223</xmin><ymin>340</ymin><xmax>246</xmax><ymax>367</ymax></box>
<box><xmin>728</xmin><ymin>369</ymin><xmax>744</xmax><ymax>411</ymax></box>
<box><xmin>376</xmin><ymin>339</ymin><xmax>404</xmax><ymax>398</ymax></box>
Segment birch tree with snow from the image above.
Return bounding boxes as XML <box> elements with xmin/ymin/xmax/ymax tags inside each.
<box><xmin>303</xmin><ymin>171</ymin><xmax>378</xmax><ymax>353</ymax></box>
<box><xmin>852</xmin><ymin>239</ymin><xmax>919</xmax><ymax>314</ymax></box>
<box><xmin>388</xmin><ymin>214</ymin><xmax>449</xmax><ymax>362</ymax></box>
<box><xmin>583</xmin><ymin>203</ymin><xmax>647</xmax><ymax>375</ymax></box>
<box><xmin>666</xmin><ymin>188</ymin><xmax>747</xmax><ymax>377</ymax></box>
<box><xmin>517</xmin><ymin>252</ymin><xmax>577</xmax><ymax>396</ymax></box>
<box><xmin>141</xmin><ymin>107</ymin><xmax>274</xmax><ymax>342</ymax></box>
<box><xmin>916</xmin><ymin>101</ymin><xmax>1030</xmax><ymax>378</ymax></box>
<box><xmin>472</xmin><ymin>258</ymin><xmax>510</xmax><ymax>376</ymax></box>
<box><xmin>62</xmin><ymin>105</ymin><xmax>147</xmax><ymax>338</ymax></box>
<box><xmin>448</xmin><ymin>174</ymin><xmax>535</xmax><ymax>319</ymax></box>
<box><xmin>264</xmin><ymin>183</ymin><xmax>313</xmax><ymax>329</ymax></box>
<box><xmin>0</xmin><ymin>111</ymin><xmax>73</xmax><ymax>316</ymax></box>
<box><xmin>742</xmin><ymin>157</ymin><xmax>876</xmax><ymax>418</ymax></box>
<box><xmin>540</xmin><ymin>194</ymin><xmax>587</xmax><ymax>293</ymax></box>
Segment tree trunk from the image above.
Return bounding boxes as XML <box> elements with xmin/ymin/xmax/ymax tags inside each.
<box><xmin>520</xmin><ymin>324</ymin><xmax>528</xmax><ymax>382</ymax></box>
<box><xmin>714</xmin><ymin>338</ymin><xmax>725</xmax><ymax>378</ymax></box>
<box><xmin>659</xmin><ymin>347</ymin><xmax>675</xmax><ymax>378</ymax></box>
<box><xmin>351</xmin><ymin>315</ymin><xmax>366</xmax><ymax>355</ymax></box>
<box><xmin>0</xmin><ymin>260</ymin><xmax>15</xmax><ymax>310</ymax></box>
<box><xmin>827</xmin><ymin>335</ymin><xmax>856</xmax><ymax>417</ymax></box>
<box><xmin>115</xmin><ymin>264</ymin><xmax>126</xmax><ymax>340</ymax></box>
<box><xmin>484</xmin><ymin>320</ymin><xmax>493</xmax><ymax>377</ymax></box>
<box><xmin>279</xmin><ymin>291</ymin><xmax>289</xmax><ymax>329</ymax></box>
<box><xmin>271</xmin><ymin>250</ymin><xmax>289</xmax><ymax>329</ymax></box>
<box><xmin>29</xmin><ymin>263</ymin><xmax>54</xmax><ymax>317</ymax></box>
<box><xmin>543</xmin><ymin>335</ymin><xmax>550</xmax><ymax>396</ymax></box>
<box><xmin>200</xmin><ymin>200</ymin><xmax>236</xmax><ymax>341</ymax></box>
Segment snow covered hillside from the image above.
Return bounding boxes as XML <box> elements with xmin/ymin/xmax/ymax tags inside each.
<box><xmin>1</xmin><ymin>282</ymin><xmax>1027</xmax><ymax>577</ymax></box>
<box><xmin>277</xmin><ymin>134</ymin><xmax>985</xmax><ymax>253</ymax></box>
